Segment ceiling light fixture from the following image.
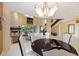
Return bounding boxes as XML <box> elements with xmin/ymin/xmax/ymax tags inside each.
<box><xmin>35</xmin><ymin>2</ymin><xmax>58</xmax><ymax>18</ymax></box>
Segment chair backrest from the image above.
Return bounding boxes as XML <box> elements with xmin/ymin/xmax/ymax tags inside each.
<box><xmin>19</xmin><ymin>35</ymin><xmax>27</xmax><ymax>56</ymax></box>
<box><xmin>31</xmin><ymin>33</ymin><xmax>36</xmax><ymax>43</ymax></box>
<box><xmin>62</xmin><ymin>34</ymin><xmax>71</xmax><ymax>43</ymax></box>
<box><xmin>45</xmin><ymin>32</ymin><xmax>50</xmax><ymax>39</ymax></box>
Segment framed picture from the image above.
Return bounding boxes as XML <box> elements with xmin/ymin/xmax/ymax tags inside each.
<box><xmin>68</xmin><ymin>24</ymin><xmax>75</xmax><ymax>34</ymax></box>
<box><xmin>27</xmin><ymin>17</ymin><xmax>33</xmax><ymax>24</ymax></box>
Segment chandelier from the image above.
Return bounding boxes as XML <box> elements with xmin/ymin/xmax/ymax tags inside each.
<box><xmin>35</xmin><ymin>2</ymin><xmax>58</xmax><ymax>18</ymax></box>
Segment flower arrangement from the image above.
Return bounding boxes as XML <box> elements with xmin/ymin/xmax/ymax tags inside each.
<box><xmin>20</xmin><ymin>24</ymin><xmax>34</xmax><ymax>33</ymax></box>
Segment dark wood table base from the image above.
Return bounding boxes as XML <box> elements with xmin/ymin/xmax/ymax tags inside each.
<box><xmin>31</xmin><ymin>39</ymin><xmax>78</xmax><ymax>56</ymax></box>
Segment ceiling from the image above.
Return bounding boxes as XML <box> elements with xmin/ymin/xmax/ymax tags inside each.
<box><xmin>4</xmin><ymin>2</ymin><xmax>79</xmax><ymax>20</ymax></box>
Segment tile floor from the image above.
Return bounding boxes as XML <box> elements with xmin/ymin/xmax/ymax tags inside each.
<box><xmin>1</xmin><ymin>40</ymin><xmax>79</xmax><ymax>56</ymax></box>
<box><xmin>1</xmin><ymin>43</ymin><xmax>21</xmax><ymax>56</ymax></box>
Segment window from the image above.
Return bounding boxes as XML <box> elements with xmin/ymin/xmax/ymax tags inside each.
<box><xmin>68</xmin><ymin>24</ymin><xmax>75</xmax><ymax>34</ymax></box>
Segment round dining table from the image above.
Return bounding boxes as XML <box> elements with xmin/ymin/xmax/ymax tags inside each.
<box><xmin>31</xmin><ymin>38</ymin><xmax>78</xmax><ymax>56</ymax></box>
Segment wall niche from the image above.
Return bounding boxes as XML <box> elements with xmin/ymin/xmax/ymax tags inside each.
<box><xmin>27</xmin><ymin>17</ymin><xmax>33</xmax><ymax>24</ymax></box>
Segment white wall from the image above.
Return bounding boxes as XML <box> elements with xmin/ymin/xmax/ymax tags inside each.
<box><xmin>2</xmin><ymin>3</ymin><xmax>12</xmax><ymax>51</ymax></box>
<box><xmin>10</xmin><ymin>12</ymin><xmax>19</xmax><ymax>27</ymax></box>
